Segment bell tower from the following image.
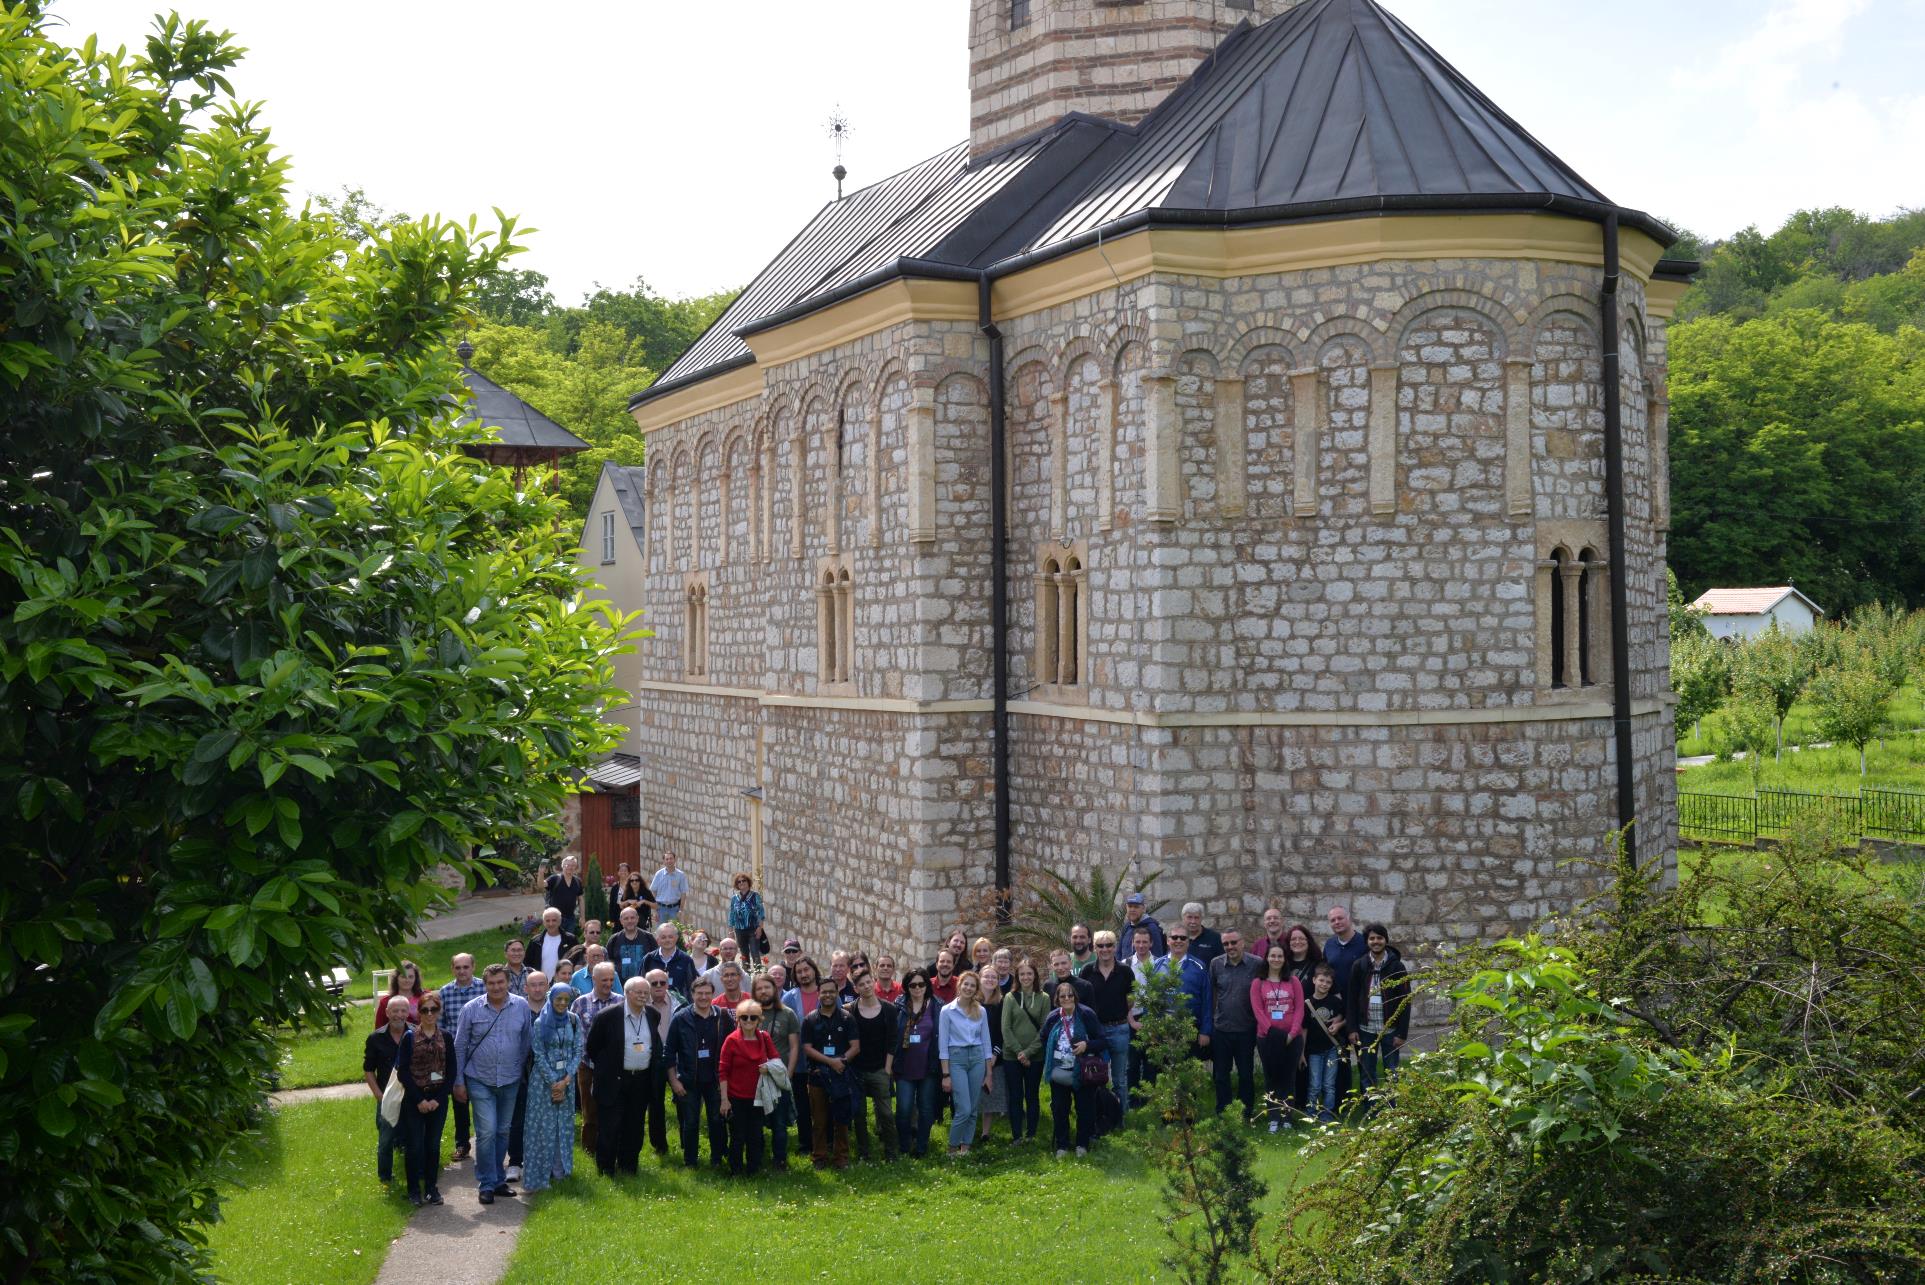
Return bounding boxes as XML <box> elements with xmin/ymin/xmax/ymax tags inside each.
<box><xmin>969</xmin><ymin>0</ymin><xmax>1301</xmax><ymax>157</ymax></box>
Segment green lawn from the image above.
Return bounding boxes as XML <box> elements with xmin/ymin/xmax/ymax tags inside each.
<box><xmin>1678</xmin><ymin>682</ymin><xmax>1925</xmax><ymax>759</ymax></box>
<box><xmin>1677</xmin><ymin>730</ymin><xmax>1925</xmax><ymax>796</ymax></box>
<box><xmin>205</xmin><ymin>1096</ymin><xmax>411</xmax><ymax>1285</ymax></box>
<box><xmin>502</xmin><ymin>1119</ymin><xmax>1321</xmax><ymax>1281</ymax></box>
<box><xmin>346</xmin><ymin>924</ymin><xmax>522</xmax><ymax>999</ymax></box>
<box><xmin>276</xmin><ymin>1024</ymin><xmax>376</xmax><ymax>1090</ymax></box>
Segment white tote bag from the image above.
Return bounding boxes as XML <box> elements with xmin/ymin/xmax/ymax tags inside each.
<box><xmin>380</xmin><ymin>1040</ymin><xmax>407</xmax><ymax>1126</ymax></box>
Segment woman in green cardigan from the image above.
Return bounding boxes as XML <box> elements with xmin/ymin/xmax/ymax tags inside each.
<box><xmin>1000</xmin><ymin>956</ymin><xmax>1050</xmax><ymax>1144</ymax></box>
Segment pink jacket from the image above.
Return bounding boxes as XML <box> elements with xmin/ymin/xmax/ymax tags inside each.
<box><xmin>1250</xmin><ymin>976</ymin><xmax>1304</xmax><ymax>1040</ymax></box>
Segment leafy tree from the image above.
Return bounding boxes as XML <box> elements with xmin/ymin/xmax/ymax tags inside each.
<box><xmin>1671</xmin><ymin>631</ymin><xmax>1730</xmax><ymax>742</ymax></box>
<box><xmin>1731</xmin><ymin>623</ymin><xmax>1815</xmax><ymax>759</ymax></box>
<box><xmin>1666</xmin><ymin>565</ymin><xmax>1709</xmax><ymax>642</ymax></box>
<box><xmin>1807</xmin><ymin>645</ymin><xmax>1894</xmax><ymax>776</ymax></box>
<box><xmin>0</xmin><ymin>12</ymin><xmax>627</xmax><ymax>1281</ymax></box>
<box><xmin>1718</xmin><ymin>694</ymin><xmax>1778</xmax><ymax>788</ymax></box>
<box><xmin>543</xmin><ymin>274</ymin><xmax>736</xmax><ymax>373</ymax></box>
<box><xmin>1850</xmin><ymin>601</ymin><xmax>1918</xmax><ymax>693</ymax></box>
<box><xmin>473</xmin><ymin>266</ymin><xmax>556</xmax><ymax>327</ymax></box>
<box><xmin>1136</xmin><ymin>965</ymin><xmax>1266</xmax><ymax>1285</ymax></box>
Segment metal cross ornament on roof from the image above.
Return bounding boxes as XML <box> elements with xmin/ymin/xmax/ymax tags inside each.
<box><xmin>827</xmin><ymin>107</ymin><xmax>852</xmax><ymax>199</ymax></box>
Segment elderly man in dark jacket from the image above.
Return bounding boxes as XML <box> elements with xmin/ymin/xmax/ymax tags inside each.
<box><xmin>1345</xmin><ymin>923</ymin><xmax>1411</xmax><ymax>1101</ymax></box>
<box><xmin>584</xmin><ymin>975</ymin><xmax>665</xmax><ymax>1176</ymax></box>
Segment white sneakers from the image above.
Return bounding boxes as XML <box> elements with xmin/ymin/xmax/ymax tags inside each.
<box><xmin>504</xmin><ymin>1165</ymin><xmax>522</xmax><ymax>1183</ymax></box>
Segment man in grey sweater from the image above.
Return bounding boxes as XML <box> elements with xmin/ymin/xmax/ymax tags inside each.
<box><xmin>1206</xmin><ymin>928</ymin><xmax>1261</xmax><ymax>1120</ymax></box>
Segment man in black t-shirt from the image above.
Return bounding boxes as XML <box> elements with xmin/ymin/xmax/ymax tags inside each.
<box><xmin>847</xmin><ymin>970</ymin><xmax>898</xmax><ymax>1161</ymax></box>
<box><xmin>363</xmin><ymin>1003</ymin><xmax>408</xmax><ymax>1183</ymax></box>
<box><xmin>801</xmin><ymin>977</ymin><xmax>860</xmax><ymax>1169</ymax></box>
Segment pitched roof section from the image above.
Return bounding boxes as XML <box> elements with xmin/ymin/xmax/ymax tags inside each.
<box><xmin>638</xmin><ymin>0</ymin><xmax>1674</xmax><ymax>407</ymax></box>
<box><xmin>458</xmin><ymin>367</ymin><xmax>591</xmax><ymax>451</ymax></box>
<box><xmin>1690</xmin><ymin>587</ymin><xmax>1825</xmax><ymax>618</ymax></box>
<box><xmin>605</xmin><ymin>463</ymin><xmax>647</xmax><ymax>537</ymax></box>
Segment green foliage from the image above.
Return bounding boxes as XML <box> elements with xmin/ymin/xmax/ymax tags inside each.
<box><xmin>1805</xmin><ymin>647</ymin><xmax>1894</xmax><ymax>776</ymax></box>
<box><xmin>580</xmin><ymin>857</ymin><xmax>611</xmax><ymax>929</ymax></box>
<box><xmin>1679</xmin><ymin>206</ymin><xmax>1925</xmax><ymax>325</ymax></box>
<box><xmin>1671</xmin><ymin>632</ymin><xmax>1730</xmax><ymax>739</ymax></box>
<box><xmin>0</xmin><ymin>12</ymin><xmax>629</xmax><ymax>1281</ymax></box>
<box><xmin>1731</xmin><ymin>623</ymin><xmax>1816</xmax><ymax>757</ymax></box>
<box><xmin>1134</xmin><ymin>965</ymin><xmax>1268</xmax><ymax>1285</ymax></box>
<box><xmin>541</xmin><ymin>274</ymin><xmax>735</xmax><ymax>373</ymax></box>
<box><xmin>996</xmin><ymin>865</ymin><xmax>1166</xmax><ymax>954</ymax></box>
<box><xmin>1715</xmin><ymin>694</ymin><xmax>1778</xmax><ymax>787</ymax></box>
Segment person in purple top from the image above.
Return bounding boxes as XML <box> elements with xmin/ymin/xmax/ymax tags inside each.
<box><xmin>891</xmin><ymin>967</ymin><xmax>942</xmax><ymax>1158</ymax></box>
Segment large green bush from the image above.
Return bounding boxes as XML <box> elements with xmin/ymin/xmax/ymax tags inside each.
<box><xmin>0</xmin><ymin>10</ymin><xmax>626</xmax><ymax>1279</ymax></box>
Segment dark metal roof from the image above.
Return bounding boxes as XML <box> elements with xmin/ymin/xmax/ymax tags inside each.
<box><xmin>605</xmin><ymin>463</ymin><xmax>647</xmax><ymax>537</ymax></box>
<box><xmin>586</xmin><ymin>753</ymin><xmax>641</xmax><ymax>792</ymax></box>
<box><xmin>459</xmin><ymin>366</ymin><xmax>591</xmax><ymax>452</ymax></box>
<box><xmin>636</xmin><ymin>0</ymin><xmax>1677</xmax><ymax>408</ymax></box>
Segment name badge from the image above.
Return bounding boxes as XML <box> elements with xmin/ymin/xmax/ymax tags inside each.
<box><xmin>908</xmin><ymin>1033</ymin><xmax>921</xmax><ymax>1044</ymax></box>
<box><xmin>697</xmin><ymin>1047</ymin><xmax>711</xmax><ymax>1058</ymax></box>
<box><xmin>1270</xmin><ymin>1010</ymin><xmax>1286</xmax><ymax>1022</ymax></box>
<box><xmin>428</xmin><ymin>1071</ymin><xmax>444</xmax><ymax>1083</ymax></box>
<box><xmin>632</xmin><ymin>1042</ymin><xmax>645</xmax><ymax>1053</ymax></box>
<box><xmin>553</xmin><ymin>1059</ymin><xmax>568</xmax><ymax>1072</ymax></box>
<box><xmin>823</xmin><ymin>1045</ymin><xmax>836</xmax><ymax>1056</ymax></box>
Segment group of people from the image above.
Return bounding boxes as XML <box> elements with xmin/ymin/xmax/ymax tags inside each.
<box><xmin>360</xmin><ymin>879</ymin><xmax>1413</xmax><ymax>1208</ymax></box>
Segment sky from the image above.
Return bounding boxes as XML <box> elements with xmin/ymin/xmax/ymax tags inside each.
<box><xmin>51</xmin><ymin>0</ymin><xmax>1925</xmax><ymax>305</ymax></box>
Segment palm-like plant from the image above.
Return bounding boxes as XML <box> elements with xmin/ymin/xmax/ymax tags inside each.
<box><xmin>997</xmin><ymin>865</ymin><xmax>1167</xmax><ymax>954</ymax></box>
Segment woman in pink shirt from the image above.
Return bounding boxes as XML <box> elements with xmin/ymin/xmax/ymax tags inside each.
<box><xmin>1251</xmin><ymin>943</ymin><xmax>1306</xmax><ymax>1133</ymax></box>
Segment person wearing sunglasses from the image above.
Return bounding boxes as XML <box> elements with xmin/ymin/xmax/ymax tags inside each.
<box><xmin>718</xmin><ymin>1000</ymin><xmax>778</xmax><ymax>1175</ymax></box>
<box><xmin>892</xmin><ymin>967</ymin><xmax>941</xmax><ymax>1158</ymax></box>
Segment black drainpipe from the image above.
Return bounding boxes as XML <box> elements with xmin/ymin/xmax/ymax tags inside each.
<box><xmin>980</xmin><ymin>272</ymin><xmax>1012</xmax><ymax>913</ymax></box>
<box><xmin>1599</xmin><ymin>212</ymin><xmax>1638</xmax><ymax>862</ymax></box>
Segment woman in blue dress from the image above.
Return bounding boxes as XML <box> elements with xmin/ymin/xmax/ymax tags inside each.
<box><xmin>523</xmin><ymin>982</ymin><xmax>584</xmax><ymax>1192</ymax></box>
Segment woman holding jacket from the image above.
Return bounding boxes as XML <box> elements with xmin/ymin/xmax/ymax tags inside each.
<box><xmin>394</xmin><ymin>991</ymin><xmax>458</xmax><ymax>1206</ymax></box>
<box><xmin>1039</xmin><ymin>980</ymin><xmax>1102</xmax><ymax>1158</ymax></box>
<box><xmin>999</xmin><ymin>956</ymin><xmax>1049</xmax><ymax>1144</ymax></box>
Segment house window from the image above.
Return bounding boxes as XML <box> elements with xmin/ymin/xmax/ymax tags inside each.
<box><xmin>1035</xmin><ymin>544</ymin><xmax>1088</xmax><ymax>695</ymax></box>
<box><xmin>817</xmin><ymin>557</ymin><xmax>854</xmax><ymax>687</ymax></box>
<box><xmin>1538</xmin><ymin>539</ymin><xmax>1607</xmax><ymax>692</ymax></box>
<box><xmin>600</xmin><ymin>510</ymin><xmax>616</xmax><ymax>563</ymax></box>
<box><xmin>609</xmin><ymin>793</ymin><xmax>640</xmax><ymax>829</ymax></box>
<box><xmin>1010</xmin><ymin>0</ymin><xmax>1030</xmax><ymax>29</ymax></box>
<box><xmin>683</xmin><ymin>573</ymin><xmax>709</xmax><ymax>678</ymax></box>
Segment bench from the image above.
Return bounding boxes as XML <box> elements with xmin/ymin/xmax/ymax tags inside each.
<box><xmin>317</xmin><ymin>966</ymin><xmax>351</xmax><ymax>1034</ymax></box>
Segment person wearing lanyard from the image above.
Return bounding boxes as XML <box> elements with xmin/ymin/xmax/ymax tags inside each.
<box><xmin>1251</xmin><ymin>943</ymin><xmax>1306</xmax><ymax>1132</ymax></box>
<box><xmin>570</xmin><ymin>962</ymin><xmax>623</xmax><ymax>1154</ymax></box>
<box><xmin>521</xmin><ymin>984</ymin><xmax>583</xmax><ymax>1192</ymax></box>
<box><xmin>717</xmin><ymin>999</ymin><xmax>778</xmax><ymax>1176</ymax></box>
<box><xmin>650</xmin><ymin>850</ymin><xmax>689</xmax><ymax>924</ymax></box>
<box><xmin>584</xmin><ymin>976</ymin><xmax>663</xmax><ymax>1176</ymax></box>
<box><xmin>666</xmin><ymin>977</ymin><xmax>729</xmax><ymax>1168</ymax></box>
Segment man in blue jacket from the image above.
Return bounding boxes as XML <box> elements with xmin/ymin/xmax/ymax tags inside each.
<box><xmin>1154</xmin><ymin>926</ymin><xmax>1213</xmax><ymax>1062</ymax></box>
<box><xmin>665</xmin><ymin>976</ymin><xmax>729</xmax><ymax>1167</ymax></box>
<box><xmin>642</xmin><ymin>922</ymin><xmax>699</xmax><ymax>1001</ymax></box>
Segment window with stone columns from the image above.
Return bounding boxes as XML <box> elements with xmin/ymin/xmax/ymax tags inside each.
<box><xmin>682</xmin><ymin>572</ymin><xmax>709</xmax><ymax>679</ymax></box>
<box><xmin>1536</xmin><ymin>531</ymin><xmax>1609</xmax><ymax>693</ymax></box>
<box><xmin>816</xmin><ymin>555</ymin><xmax>854</xmax><ymax>690</ymax></box>
<box><xmin>1034</xmin><ymin>541</ymin><xmax>1088</xmax><ymax>700</ymax></box>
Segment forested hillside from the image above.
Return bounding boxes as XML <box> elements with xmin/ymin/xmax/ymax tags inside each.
<box><xmin>1667</xmin><ymin>207</ymin><xmax>1925</xmax><ymax>612</ymax></box>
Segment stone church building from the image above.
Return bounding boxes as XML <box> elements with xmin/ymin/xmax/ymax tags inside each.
<box><xmin>625</xmin><ymin>0</ymin><xmax>1692</xmax><ymax>956</ymax></box>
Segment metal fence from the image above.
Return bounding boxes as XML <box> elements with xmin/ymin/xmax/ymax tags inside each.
<box><xmin>1679</xmin><ymin>786</ymin><xmax>1925</xmax><ymax>846</ymax></box>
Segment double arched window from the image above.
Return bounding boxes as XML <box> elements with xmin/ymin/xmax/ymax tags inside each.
<box><xmin>683</xmin><ymin>575</ymin><xmax>709</xmax><ymax>678</ymax></box>
<box><xmin>1542</xmin><ymin>543</ymin><xmax>1605</xmax><ymax>690</ymax></box>
<box><xmin>817</xmin><ymin>558</ymin><xmax>854</xmax><ymax>687</ymax></box>
<box><xmin>1035</xmin><ymin>546</ymin><xmax>1087</xmax><ymax>693</ymax></box>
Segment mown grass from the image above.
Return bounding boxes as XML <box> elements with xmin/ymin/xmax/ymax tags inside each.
<box><xmin>204</xmin><ymin>1096</ymin><xmax>411</xmax><ymax>1285</ymax></box>
<box><xmin>344</xmin><ymin>924</ymin><xmax>521</xmax><ymax>999</ymax></box>
<box><xmin>1677</xmin><ymin>682</ymin><xmax>1925</xmax><ymax>759</ymax></box>
<box><xmin>502</xmin><ymin>1115</ymin><xmax>1323</xmax><ymax>1281</ymax></box>
<box><xmin>276</xmin><ymin>1024</ymin><xmax>376</xmax><ymax>1090</ymax></box>
<box><xmin>1677</xmin><ymin>730</ymin><xmax>1925</xmax><ymax>796</ymax></box>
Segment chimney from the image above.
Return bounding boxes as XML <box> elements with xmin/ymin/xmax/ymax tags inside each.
<box><xmin>969</xmin><ymin>0</ymin><xmax>1300</xmax><ymax>157</ymax></box>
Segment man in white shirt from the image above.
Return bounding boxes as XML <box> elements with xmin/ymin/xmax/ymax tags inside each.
<box><xmin>585</xmin><ymin>976</ymin><xmax>660</xmax><ymax>1176</ymax></box>
<box><xmin>699</xmin><ymin>937</ymin><xmax>743</xmax><ymax>993</ymax></box>
<box><xmin>533</xmin><ymin>907</ymin><xmax>573</xmax><ymax>978</ymax></box>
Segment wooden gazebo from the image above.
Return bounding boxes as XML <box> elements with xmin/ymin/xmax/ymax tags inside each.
<box><xmin>455</xmin><ymin>338</ymin><xmax>590</xmax><ymax>485</ymax></box>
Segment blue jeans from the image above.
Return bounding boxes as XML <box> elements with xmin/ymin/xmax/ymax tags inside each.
<box><xmin>895</xmin><ymin>1075</ymin><xmax>938</xmax><ymax>1157</ymax></box>
<box><xmin>1102</xmin><ymin>1023</ymin><xmax>1132</xmax><ymax>1112</ymax></box>
<box><xmin>1305</xmin><ymin>1049</ymin><xmax>1340</xmax><ymax>1123</ymax></box>
<box><xmin>1358</xmin><ymin>1036</ymin><xmax>1401</xmax><ymax>1102</ymax></box>
<box><xmin>467</xmin><ymin>1078</ymin><xmax>521</xmax><ymax>1192</ymax></box>
<box><xmin>374</xmin><ymin>1098</ymin><xmax>402</xmax><ymax>1181</ymax></box>
<box><xmin>947</xmin><ymin>1050</ymin><xmax>988</xmax><ymax>1148</ymax></box>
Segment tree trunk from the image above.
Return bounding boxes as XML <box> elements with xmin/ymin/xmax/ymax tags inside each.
<box><xmin>1775</xmin><ymin>717</ymin><xmax>1785</xmax><ymax>761</ymax></box>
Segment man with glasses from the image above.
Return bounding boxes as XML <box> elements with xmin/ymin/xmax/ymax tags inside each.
<box><xmin>1207</xmin><ymin>930</ymin><xmax>1262</xmax><ymax>1120</ymax></box>
<box><xmin>1084</xmin><ymin>930</ymin><xmax>1136</xmax><ymax>1113</ymax></box>
<box><xmin>453</xmin><ymin>963</ymin><xmax>532</xmax><ymax>1205</ymax></box>
<box><xmin>666</xmin><ymin>977</ymin><xmax>729</xmax><ymax>1168</ymax></box>
<box><xmin>583</xmin><ymin>975</ymin><xmax>662</xmax><ymax>1176</ymax></box>
<box><xmin>437</xmin><ymin>954</ymin><xmax>483</xmax><ymax>1161</ymax></box>
<box><xmin>1156</xmin><ymin>926</ymin><xmax>1214</xmax><ymax>1062</ymax></box>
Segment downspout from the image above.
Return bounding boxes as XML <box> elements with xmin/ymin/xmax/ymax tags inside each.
<box><xmin>980</xmin><ymin>272</ymin><xmax>1013</xmax><ymax>913</ymax></box>
<box><xmin>1599</xmin><ymin>212</ymin><xmax>1639</xmax><ymax>862</ymax></box>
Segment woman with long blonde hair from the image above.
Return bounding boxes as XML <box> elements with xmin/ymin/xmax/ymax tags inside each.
<box><xmin>937</xmin><ymin>970</ymin><xmax>995</xmax><ymax>1157</ymax></box>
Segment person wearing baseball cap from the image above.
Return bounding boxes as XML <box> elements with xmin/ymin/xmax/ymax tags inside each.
<box><xmin>1117</xmin><ymin>892</ymin><xmax>1165</xmax><ymax>958</ymax></box>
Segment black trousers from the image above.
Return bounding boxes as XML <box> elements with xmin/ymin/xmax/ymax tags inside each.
<box><xmin>726</xmin><ymin>1096</ymin><xmax>765</xmax><ymax>1174</ymax></box>
<box><xmin>1050</xmin><ymin>1079</ymin><xmax>1095</xmax><ymax>1151</ymax></box>
<box><xmin>506</xmin><ymin>1059</ymin><xmax>530</xmax><ymax>1166</ymax></box>
<box><xmin>1211</xmin><ymin>1028</ymin><xmax>1257</xmax><ymax>1117</ymax></box>
<box><xmin>1005</xmin><ymin>1058</ymin><xmax>1044</xmax><ymax>1141</ymax></box>
<box><xmin>641</xmin><ymin>1069</ymin><xmax>670</xmax><ymax>1155</ymax></box>
<box><xmin>1256</xmin><ymin>1028</ymin><xmax>1304</xmax><ymax>1124</ymax></box>
<box><xmin>596</xmin><ymin>1068</ymin><xmax>654</xmax><ymax>1176</ymax></box>
<box><xmin>677</xmin><ymin>1077</ymin><xmax>725</xmax><ymax>1166</ymax></box>
<box><xmin>452</xmin><ymin>1094</ymin><xmax>470</xmax><ymax>1149</ymax></box>
<box><xmin>400</xmin><ymin>1099</ymin><xmax>448</xmax><ymax>1196</ymax></box>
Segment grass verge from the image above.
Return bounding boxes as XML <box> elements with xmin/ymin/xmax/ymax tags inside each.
<box><xmin>205</xmin><ymin>1096</ymin><xmax>410</xmax><ymax>1285</ymax></box>
<box><xmin>1677</xmin><ymin>731</ymin><xmax>1925</xmax><ymax>796</ymax></box>
<box><xmin>501</xmin><ymin>1118</ymin><xmax>1320</xmax><ymax>1280</ymax></box>
<box><xmin>1678</xmin><ymin>682</ymin><xmax>1924</xmax><ymax>759</ymax></box>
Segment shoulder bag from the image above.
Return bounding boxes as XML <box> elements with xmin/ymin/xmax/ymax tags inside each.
<box><xmin>379</xmin><ymin>1034</ymin><xmax>407</xmax><ymax>1126</ymax></box>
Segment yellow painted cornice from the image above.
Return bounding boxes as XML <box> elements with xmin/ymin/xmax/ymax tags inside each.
<box><xmin>1645</xmin><ymin>276</ymin><xmax>1691</xmax><ymax>321</ymax></box>
<box><xmin>743</xmin><ymin>277</ymin><xmax>979</xmax><ymax>371</ymax></box>
<box><xmin>629</xmin><ymin>363</ymin><xmax>763</xmax><ymax>435</ymax></box>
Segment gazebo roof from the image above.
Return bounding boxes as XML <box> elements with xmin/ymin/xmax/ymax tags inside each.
<box><xmin>456</xmin><ymin>348</ymin><xmax>590</xmax><ymax>454</ymax></box>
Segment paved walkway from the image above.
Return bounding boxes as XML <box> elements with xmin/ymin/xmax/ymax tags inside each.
<box><xmin>417</xmin><ymin>892</ymin><xmax>545</xmax><ymax>943</ymax></box>
<box><xmin>372</xmin><ymin>1150</ymin><xmax>528</xmax><ymax>1285</ymax></box>
<box><xmin>268</xmin><ymin>1082</ymin><xmax>366</xmax><ymax>1108</ymax></box>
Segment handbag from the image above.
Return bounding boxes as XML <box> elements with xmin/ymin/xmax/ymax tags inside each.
<box><xmin>380</xmin><ymin>1054</ymin><xmax>406</xmax><ymax>1126</ymax></box>
<box><xmin>1077</xmin><ymin>1052</ymin><xmax>1110</xmax><ymax>1088</ymax></box>
<box><xmin>754</xmin><ymin>925</ymin><xmax>771</xmax><ymax>956</ymax></box>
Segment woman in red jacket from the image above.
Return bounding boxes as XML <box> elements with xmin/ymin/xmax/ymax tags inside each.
<box><xmin>1251</xmin><ymin>943</ymin><xmax>1306</xmax><ymax>1133</ymax></box>
<box><xmin>717</xmin><ymin>999</ymin><xmax>778</xmax><ymax>1175</ymax></box>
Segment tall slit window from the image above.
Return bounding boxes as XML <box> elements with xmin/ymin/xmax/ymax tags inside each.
<box><xmin>1541</xmin><ymin>540</ymin><xmax>1606</xmax><ymax>692</ymax></box>
<box><xmin>1549</xmin><ymin>547</ymin><xmax>1568</xmax><ymax>689</ymax></box>
<box><xmin>600</xmin><ymin>510</ymin><xmax>616</xmax><ymax>563</ymax></box>
<box><xmin>817</xmin><ymin>557</ymin><xmax>854</xmax><ymax>687</ymax></box>
<box><xmin>683</xmin><ymin>575</ymin><xmax>709</xmax><ymax>678</ymax></box>
<box><xmin>1035</xmin><ymin>546</ymin><xmax>1088</xmax><ymax>693</ymax></box>
<box><xmin>1577</xmin><ymin>546</ymin><xmax>1595</xmax><ymax>686</ymax></box>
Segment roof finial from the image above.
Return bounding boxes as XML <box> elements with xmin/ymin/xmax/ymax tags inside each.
<box><xmin>456</xmin><ymin>337</ymin><xmax>474</xmax><ymax>366</ymax></box>
<box><xmin>826</xmin><ymin>107</ymin><xmax>852</xmax><ymax>200</ymax></box>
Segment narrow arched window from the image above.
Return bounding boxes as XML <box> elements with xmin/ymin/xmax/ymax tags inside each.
<box><xmin>1037</xmin><ymin>557</ymin><xmax>1060</xmax><ymax>686</ymax></box>
<box><xmin>1060</xmin><ymin>555</ymin><xmax>1082</xmax><ymax>687</ymax></box>
<box><xmin>1549</xmin><ymin>547</ymin><xmax>1569</xmax><ymax>689</ymax></box>
<box><xmin>1577</xmin><ymin>546</ymin><xmax>1596</xmax><ymax>686</ymax></box>
<box><xmin>836</xmin><ymin>566</ymin><xmax>854</xmax><ymax>684</ymax></box>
